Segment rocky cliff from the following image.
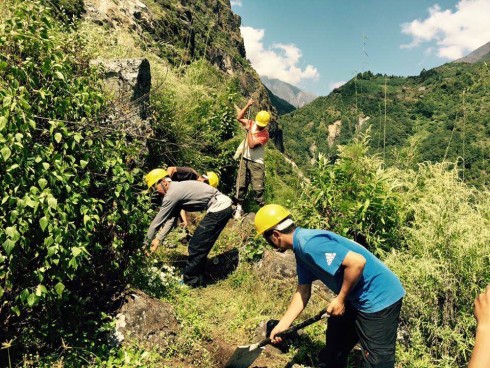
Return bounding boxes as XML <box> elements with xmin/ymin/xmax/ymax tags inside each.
<box><xmin>83</xmin><ymin>0</ymin><xmax>283</xmax><ymax>149</ymax></box>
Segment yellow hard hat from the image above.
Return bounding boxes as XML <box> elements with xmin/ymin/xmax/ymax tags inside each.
<box><xmin>255</xmin><ymin>204</ymin><xmax>291</xmax><ymax>235</ymax></box>
<box><xmin>145</xmin><ymin>168</ymin><xmax>168</xmax><ymax>189</ymax></box>
<box><xmin>205</xmin><ymin>171</ymin><xmax>219</xmax><ymax>188</ymax></box>
<box><xmin>255</xmin><ymin>111</ymin><xmax>271</xmax><ymax>127</ymax></box>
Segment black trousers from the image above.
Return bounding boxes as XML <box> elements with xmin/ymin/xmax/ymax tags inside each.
<box><xmin>319</xmin><ymin>298</ymin><xmax>403</xmax><ymax>368</ymax></box>
<box><xmin>182</xmin><ymin>206</ymin><xmax>232</xmax><ymax>287</ymax></box>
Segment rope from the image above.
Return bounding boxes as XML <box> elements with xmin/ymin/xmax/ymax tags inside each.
<box><xmin>234</xmin><ymin>103</ymin><xmax>252</xmax><ymax>205</ymax></box>
<box><xmin>462</xmin><ymin>89</ymin><xmax>466</xmax><ymax>181</ymax></box>
<box><xmin>383</xmin><ymin>77</ymin><xmax>387</xmax><ymax>164</ymax></box>
<box><xmin>443</xmin><ymin>114</ymin><xmax>458</xmax><ymax>163</ymax></box>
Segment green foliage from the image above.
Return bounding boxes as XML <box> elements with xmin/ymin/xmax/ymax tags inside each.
<box><xmin>385</xmin><ymin>162</ymin><xmax>490</xmax><ymax>366</ymax></box>
<box><xmin>0</xmin><ymin>0</ymin><xmax>151</xmax><ymax>354</ymax></box>
<box><xmin>294</xmin><ymin>138</ymin><xmax>490</xmax><ymax>366</ymax></box>
<box><xmin>7</xmin><ymin>0</ymin><xmax>490</xmax><ymax>367</ymax></box>
<box><xmin>241</xmin><ymin>237</ymin><xmax>265</xmax><ymax>262</ymax></box>
<box><xmin>48</xmin><ymin>0</ymin><xmax>85</xmax><ymax>22</ymax></box>
<box><xmin>293</xmin><ymin>132</ymin><xmax>404</xmax><ymax>254</ymax></box>
<box><xmin>281</xmin><ymin>63</ymin><xmax>490</xmax><ymax>187</ymax></box>
<box><xmin>147</xmin><ymin>59</ymin><xmax>243</xmax><ymax>194</ymax></box>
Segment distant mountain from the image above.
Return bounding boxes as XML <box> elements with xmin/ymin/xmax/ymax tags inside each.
<box><xmin>264</xmin><ymin>86</ymin><xmax>296</xmax><ymax>115</ymax></box>
<box><xmin>454</xmin><ymin>41</ymin><xmax>490</xmax><ymax>63</ymax></box>
<box><xmin>261</xmin><ymin>76</ymin><xmax>317</xmax><ymax>108</ymax></box>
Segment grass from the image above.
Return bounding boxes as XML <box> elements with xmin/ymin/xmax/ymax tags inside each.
<box><xmin>138</xmin><ymin>219</ymin><xmax>330</xmax><ymax>367</ymax></box>
<box><xmin>384</xmin><ymin>162</ymin><xmax>490</xmax><ymax>366</ymax></box>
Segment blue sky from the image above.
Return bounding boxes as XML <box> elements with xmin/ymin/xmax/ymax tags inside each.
<box><xmin>230</xmin><ymin>0</ymin><xmax>490</xmax><ymax>96</ymax></box>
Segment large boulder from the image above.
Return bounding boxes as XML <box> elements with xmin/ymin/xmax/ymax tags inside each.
<box><xmin>90</xmin><ymin>58</ymin><xmax>151</xmax><ymax>124</ymax></box>
<box><xmin>113</xmin><ymin>290</ymin><xmax>180</xmax><ymax>351</ymax></box>
<box><xmin>90</xmin><ymin>58</ymin><xmax>153</xmax><ymax>165</ymax></box>
<box><xmin>255</xmin><ymin>250</ymin><xmax>335</xmax><ymax>298</ymax></box>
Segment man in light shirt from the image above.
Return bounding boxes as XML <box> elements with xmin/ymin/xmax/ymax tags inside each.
<box><xmin>234</xmin><ymin>98</ymin><xmax>270</xmax><ymax>219</ymax></box>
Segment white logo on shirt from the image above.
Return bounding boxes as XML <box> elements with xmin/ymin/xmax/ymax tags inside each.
<box><xmin>325</xmin><ymin>253</ymin><xmax>336</xmax><ymax>266</ymax></box>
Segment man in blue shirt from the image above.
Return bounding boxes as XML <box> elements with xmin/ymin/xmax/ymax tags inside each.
<box><xmin>255</xmin><ymin>204</ymin><xmax>405</xmax><ymax>368</ymax></box>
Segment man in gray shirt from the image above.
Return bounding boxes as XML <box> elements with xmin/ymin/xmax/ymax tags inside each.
<box><xmin>144</xmin><ymin>169</ymin><xmax>233</xmax><ymax>287</ymax></box>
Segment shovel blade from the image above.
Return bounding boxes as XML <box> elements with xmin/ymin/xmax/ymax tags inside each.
<box><xmin>225</xmin><ymin>344</ymin><xmax>264</xmax><ymax>368</ymax></box>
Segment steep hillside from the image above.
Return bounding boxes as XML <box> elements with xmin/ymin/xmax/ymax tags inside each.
<box><xmin>280</xmin><ymin>62</ymin><xmax>490</xmax><ymax>186</ymax></box>
<box><xmin>4</xmin><ymin>2</ymin><xmax>490</xmax><ymax>368</ymax></box>
<box><xmin>79</xmin><ymin>0</ymin><xmax>288</xmax><ymax>176</ymax></box>
<box><xmin>0</xmin><ymin>0</ymin><xmax>300</xmax><ymax>366</ymax></box>
<box><xmin>261</xmin><ymin>76</ymin><xmax>317</xmax><ymax>108</ymax></box>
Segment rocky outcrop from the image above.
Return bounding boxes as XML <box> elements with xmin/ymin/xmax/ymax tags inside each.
<box><xmin>84</xmin><ymin>0</ymin><xmax>281</xmax><ymax>150</ymax></box>
<box><xmin>358</xmin><ymin>115</ymin><xmax>370</xmax><ymax>130</ymax></box>
<box><xmin>113</xmin><ymin>290</ymin><xmax>180</xmax><ymax>351</ymax></box>
<box><xmin>90</xmin><ymin>58</ymin><xmax>153</xmax><ymax>166</ymax></box>
<box><xmin>90</xmin><ymin>58</ymin><xmax>152</xmax><ymax>136</ymax></box>
<box><xmin>328</xmin><ymin>120</ymin><xmax>342</xmax><ymax>147</ymax></box>
<box><xmin>84</xmin><ymin>0</ymin><xmax>245</xmax><ymax>75</ymax></box>
<box><xmin>84</xmin><ymin>0</ymin><xmax>149</xmax><ymax>29</ymax></box>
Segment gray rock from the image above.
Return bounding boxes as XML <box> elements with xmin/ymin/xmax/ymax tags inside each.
<box><xmin>114</xmin><ymin>290</ymin><xmax>180</xmax><ymax>351</ymax></box>
<box><xmin>90</xmin><ymin>58</ymin><xmax>151</xmax><ymax>122</ymax></box>
<box><xmin>256</xmin><ymin>249</ymin><xmax>297</xmax><ymax>280</ymax></box>
<box><xmin>90</xmin><ymin>58</ymin><xmax>153</xmax><ymax>165</ymax></box>
<box><xmin>255</xmin><ymin>250</ymin><xmax>335</xmax><ymax>299</ymax></box>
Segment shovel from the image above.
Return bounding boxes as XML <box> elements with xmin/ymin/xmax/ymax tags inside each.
<box><xmin>225</xmin><ymin>308</ymin><xmax>328</xmax><ymax>368</ymax></box>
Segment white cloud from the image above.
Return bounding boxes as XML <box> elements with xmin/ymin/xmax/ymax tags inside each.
<box><xmin>230</xmin><ymin>0</ymin><xmax>242</xmax><ymax>6</ymax></box>
<box><xmin>240</xmin><ymin>26</ymin><xmax>320</xmax><ymax>85</ymax></box>
<box><xmin>400</xmin><ymin>0</ymin><xmax>490</xmax><ymax>59</ymax></box>
<box><xmin>330</xmin><ymin>81</ymin><xmax>346</xmax><ymax>91</ymax></box>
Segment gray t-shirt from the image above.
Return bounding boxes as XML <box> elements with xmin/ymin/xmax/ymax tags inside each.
<box><xmin>145</xmin><ymin>181</ymin><xmax>231</xmax><ymax>244</ymax></box>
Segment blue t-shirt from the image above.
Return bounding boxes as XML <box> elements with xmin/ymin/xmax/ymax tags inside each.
<box><xmin>293</xmin><ymin>227</ymin><xmax>405</xmax><ymax>313</ymax></box>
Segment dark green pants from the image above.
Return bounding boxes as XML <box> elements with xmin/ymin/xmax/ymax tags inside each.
<box><xmin>235</xmin><ymin>158</ymin><xmax>265</xmax><ymax>206</ymax></box>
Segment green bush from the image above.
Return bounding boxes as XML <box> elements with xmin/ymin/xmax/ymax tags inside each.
<box><xmin>48</xmin><ymin>0</ymin><xmax>85</xmax><ymax>21</ymax></box>
<box><xmin>293</xmin><ymin>137</ymin><xmax>490</xmax><ymax>366</ymax></box>
<box><xmin>0</xmin><ymin>0</ymin><xmax>151</xmax><ymax>354</ymax></box>
<box><xmin>294</xmin><ymin>132</ymin><xmax>404</xmax><ymax>255</ymax></box>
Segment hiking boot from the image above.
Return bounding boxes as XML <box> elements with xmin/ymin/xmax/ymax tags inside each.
<box><xmin>182</xmin><ymin>275</ymin><xmax>205</xmax><ymax>288</ymax></box>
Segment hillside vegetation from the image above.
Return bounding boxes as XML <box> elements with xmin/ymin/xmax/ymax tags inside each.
<box><xmin>1</xmin><ymin>1</ymin><xmax>490</xmax><ymax>367</ymax></box>
<box><xmin>280</xmin><ymin>63</ymin><xmax>490</xmax><ymax>186</ymax></box>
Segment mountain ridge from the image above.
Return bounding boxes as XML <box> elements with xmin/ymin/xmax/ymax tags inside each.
<box><xmin>454</xmin><ymin>40</ymin><xmax>490</xmax><ymax>64</ymax></box>
<box><xmin>261</xmin><ymin>76</ymin><xmax>317</xmax><ymax>108</ymax></box>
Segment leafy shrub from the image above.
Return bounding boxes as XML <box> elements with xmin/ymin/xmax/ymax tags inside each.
<box><xmin>48</xmin><ymin>0</ymin><xmax>85</xmax><ymax>21</ymax></box>
<box><xmin>294</xmin><ymin>132</ymin><xmax>404</xmax><ymax>254</ymax></box>
<box><xmin>0</xmin><ymin>0</ymin><xmax>151</xmax><ymax>355</ymax></box>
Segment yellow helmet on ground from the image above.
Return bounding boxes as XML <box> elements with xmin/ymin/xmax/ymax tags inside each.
<box><xmin>204</xmin><ymin>171</ymin><xmax>219</xmax><ymax>188</ymax></box>
<box><xmin>255</xmin><ymin>111</ymin><xmax>271</xmax><ymax>127</ymax></box>
<box><xmin>255</xmin><ymin>204</ymin><xmax>291</xmax><ymax>235</ymax></box>
<box><xmin>145</xmin><ymin>169</ymin><xmax>168</xmax><ymax>189</ymax></box>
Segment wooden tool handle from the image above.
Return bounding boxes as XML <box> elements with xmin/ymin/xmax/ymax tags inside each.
<box><xmin>257</xmin><ymin>308</ymin><xmax>329</xmax><ymax>348</ymax></box>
